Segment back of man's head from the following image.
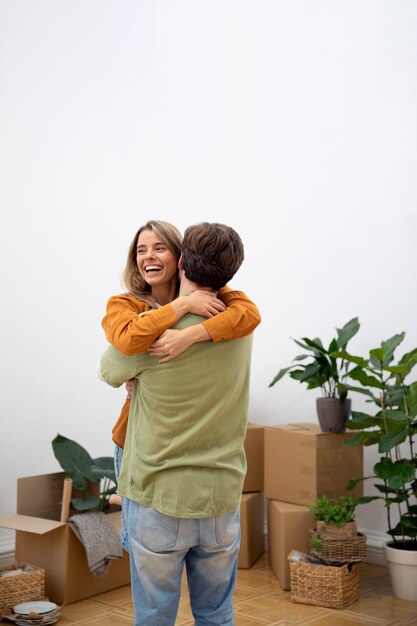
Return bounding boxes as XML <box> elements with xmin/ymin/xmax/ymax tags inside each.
<box><xmin>181</xmin><ymin>222</ymin><xmax>244</xmax><ymax>290</ymax></box>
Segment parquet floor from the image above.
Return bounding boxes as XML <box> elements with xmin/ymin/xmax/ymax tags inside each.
<box><xmin>15</xmin><ymin>555</ymin><xmax>417</xmax><ymax>625</ymax></box>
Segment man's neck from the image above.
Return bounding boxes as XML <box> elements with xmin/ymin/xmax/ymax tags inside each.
<box><xmin>179</xmin><ymin>276</ymin><xmax>216</xmax><ymax>296</ymax></box>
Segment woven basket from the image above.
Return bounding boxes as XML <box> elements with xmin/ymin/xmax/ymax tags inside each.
<box><xmin>290</xmin><ymin>560</ymin><xmax>360</xmax><ymax>609</ymax></box>
<box><xmin>310</xmin><ymin>531</ymin><xmax>367</xmax><ymax>564</ymax></box>
<box><xmin>0</xmin><ymin>563</ymin><xmax>45</xmax><ymax>613</ymax></box>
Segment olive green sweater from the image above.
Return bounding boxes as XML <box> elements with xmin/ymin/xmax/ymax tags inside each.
<box><xmin>100</xmin><ymin>314</ymin><xmax>253</xmax><ymax>518</ymax></box>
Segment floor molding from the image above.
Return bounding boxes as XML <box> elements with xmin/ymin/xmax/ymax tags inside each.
<box><xmin>361</xmin><ymin>528</ymin><xmax>389</xmax><ymax>566</ymax></box>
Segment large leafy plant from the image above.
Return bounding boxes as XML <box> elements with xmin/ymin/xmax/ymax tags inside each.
<box><xmin>337</xmin><ymin>333</ymin><xmax>417</xmax><ymax>547</ymax></box>
<box><xmin>52</xmin><ymin>434</ymin><xmax>116</xmax><ymax>512</ymax></box>
<box><xmin>269</xmin><ymin>317</ymin><xmax>360</xmax><ymax>402</ymax></box>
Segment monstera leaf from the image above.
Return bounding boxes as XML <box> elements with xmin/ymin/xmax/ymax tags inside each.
<box><xmin>52</xmin><ymin>434</ymin><xmax>101</xmax><ymax>490</ymax></box>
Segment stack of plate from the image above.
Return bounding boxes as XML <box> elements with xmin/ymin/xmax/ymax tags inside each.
<box><xmin>11</xmin><ymin>601</ymin><xmax>61</xmax><ymax>625</ymax></box>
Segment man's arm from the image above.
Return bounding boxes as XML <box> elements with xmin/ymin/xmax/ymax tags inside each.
<box><xmin>100</xmin><ymin>345</ymin><xmax>142</xmax><ymax>388</ymax></box>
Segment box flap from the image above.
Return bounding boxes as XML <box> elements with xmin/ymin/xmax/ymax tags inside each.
<box><xmin>0</xmin><ymin>514</ymin><xmax>65</xmax><ymax>534</ymax></box>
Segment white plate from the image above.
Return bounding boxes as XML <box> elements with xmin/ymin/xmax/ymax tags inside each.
<box><xmin>15</xmin><ymin>617</ymin><xmax>59</xmax><ymax>626</ymax></box>
<box><xmin>13</xmin><ymin>601</ymin><xmax>58</xmax><ymax>615</ymax></box>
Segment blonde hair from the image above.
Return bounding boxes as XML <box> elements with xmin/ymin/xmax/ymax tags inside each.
<box><xmin>122</xmin><ymin>220</ymin><xmax>182</xmax><ymax>303</ymax></box>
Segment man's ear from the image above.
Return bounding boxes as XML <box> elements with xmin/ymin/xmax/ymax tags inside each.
<box><xmin>178</xmin><ymin>255</ymin><xmax>183</xmax><ymax>270</ymax></box>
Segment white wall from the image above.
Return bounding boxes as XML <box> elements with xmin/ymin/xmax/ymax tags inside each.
<box><xmin>1</xmin><ymin>0</ymin><xmax>416</xmax><ymax>557</ymax></box>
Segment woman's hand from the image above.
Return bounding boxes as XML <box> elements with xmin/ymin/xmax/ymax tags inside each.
<box><xmin>125</xmin><ymin>379</ymin><xmax>135</xmax><ymax>399</ymax></box>
<box><xmin>184</xmin><ymin>290</ymin><xmax>226</xmax><ymax>317</ymax></box>
<box><xmin>148</xmin><ymin>326</ymin><xmax>210</xmax><ymax>362</ymax></box>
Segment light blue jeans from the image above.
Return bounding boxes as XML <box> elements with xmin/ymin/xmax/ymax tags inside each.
<box><xmin>127</xmin><ymin>499</ymin><xmax>240</xmax><ymax>626</ymax></box>
<box><xmin>114</xmin><ymin>444</ymin><xmax>129</xmax><ymax>552</ymax></box>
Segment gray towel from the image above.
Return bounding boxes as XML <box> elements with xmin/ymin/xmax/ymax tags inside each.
<box><xmin>69</xmin><ymin>511</ymin><xmax>123</xmax><ymax>576</ymax></box>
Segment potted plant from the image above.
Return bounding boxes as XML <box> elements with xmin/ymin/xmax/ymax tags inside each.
<box><xmin>336</xmin><ymin>332</ymin><xmax>417</xmax><ymax>600</ymax></box>
<box><xmin>52</xmin><ymin>434</ymin><xmax>117</xmax><ymax>512</ymax></box>
<box><xmin>309</xmin><ymin>494</ymin><xmax>359</xmax><ymax>535</ymax></box>
<box><xmin>308</xmin><ymin>495</ymin><xmax>366</xmax><ymax>564</ymax></box>
<box><xmin>269</xmin><ymin>317</ymin><xmax>360</xmax><ymax>432</ymax></box>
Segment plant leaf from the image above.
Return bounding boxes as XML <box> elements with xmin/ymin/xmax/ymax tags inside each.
<box><xmin>349</xmin><ymin>366</ymin><xmax>384</xmax><ymax>389</ymax></box>
<box><xmin>336</xmin><ymin>317</ymin><xmax>360</xmax><ymax>350</ymax></box>
<box><xmin>71</xmin><ymin>495</ymin><xmax>100</xmax><ymax>511</ymax></box>
<box><xmin>52</xmin><ymin>434</ymin><xmax>99</xmax><ymax>490</ymax></box>
<box><xmin>381</xmin><ymin>332</ymin><xmax>406</xmax><ymax>365</ymax></box>
<box><xmin>379</xmin><ymin>429</ymin><xmax>408</xmax><ymax>453</ymax></box>
<box><xmin>269</xmin><ymin>367</ymin><xmax>294</xmax><ymax>387</ymax></box>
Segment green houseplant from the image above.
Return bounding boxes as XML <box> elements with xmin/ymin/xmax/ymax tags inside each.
<box><xmin>269</xmin><ymin>317</ymin><xmax>360</xmax><ymax>432</ymax></box>
<box><xmin>336</xmin><ymin>332</ymin><xmax>417</xmax><ymax>600</ymax></box>
<box><xmin>309</xmin><ymin>495</ymin><xmax>359</xmax><ymax>529</ymax></box>
<box><xmin>52</xmin><ymin>434</ymin><xmax>117</xmax><ymax>512</ymax></box>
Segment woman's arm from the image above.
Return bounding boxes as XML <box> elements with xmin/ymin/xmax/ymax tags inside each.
<box><xmin>147</xmin><ymin>287</ymin><xmax>261</xmax><ymax>362</ymax></box>
<box><xmin>204</xmin><ymin>285</ymin><xmax>261</xmax><ymax>341</ymax></box>
<box><xmin>102</xmin><ymin>291</ymin><xmax>226</xmax><ymax>356</ymax></box>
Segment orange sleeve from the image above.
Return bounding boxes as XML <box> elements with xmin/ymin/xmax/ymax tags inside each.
<box><xmin>202</xmin><ymin>285</ymin><xmax>261</xmax><ymax>342</ymax></box>
<box><xmin>102</xmin><ymin>294</ymin><xmax>178</xmax><ymax>356</ymax></box>
<box><xmin>112</xmin><ymin>399</ymin><xmax>130</xmax><ymax>448</ymax></box>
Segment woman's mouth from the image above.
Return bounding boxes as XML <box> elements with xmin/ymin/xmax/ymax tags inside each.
<box><xmin>145</xmin><ymin>265</ymin><xmax>163</xmax><ymax>275</ymax></box>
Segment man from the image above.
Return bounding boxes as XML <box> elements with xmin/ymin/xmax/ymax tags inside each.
<box><xmin>100</xmin><ymin>222</ymin><xmax>257</xmax><ymax>626</ymax></box>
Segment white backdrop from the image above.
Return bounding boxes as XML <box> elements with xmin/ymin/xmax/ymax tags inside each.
<box><xmin>1</xmin><ymin>0</ymin><xmax>416</xmax><ymax>556</ymax></box>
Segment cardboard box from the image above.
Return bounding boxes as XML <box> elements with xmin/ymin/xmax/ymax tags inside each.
<box><xmin>0</xmin><ymin>473</ymin><xmax>130</xmax><ymax>605</ymax></box>
<box><xmin>243</xmin><ymin>423</ymin><xmax>264</xmax><ymax>493</ymax></box>
<box><xmin>268</xmin><ymin>499</ymin><xmax>313</xmax><ymax>590</ymax></box>
<box><xmin>238</xmin><ymin>492</ymin><xmax>265</xmax><ymax>569</ymax></box>
<box><xmin>264</xmin><ymin>423</ymin><xmax>363</xmax><ymax>506</ymax></box>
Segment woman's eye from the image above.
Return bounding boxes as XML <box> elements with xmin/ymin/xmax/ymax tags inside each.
<box><xmin>156</xmin><ymin>246</ymin><xmax>166</xmax><ymax>252</ymax></box>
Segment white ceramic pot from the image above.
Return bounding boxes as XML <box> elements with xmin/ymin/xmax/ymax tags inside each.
<box><xmin>384</xmin><ymin>542</ymin><xmax>417</xmax><ymax>601</ymax></box>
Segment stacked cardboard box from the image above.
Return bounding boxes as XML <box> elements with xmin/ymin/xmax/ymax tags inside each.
<box><xmin>238</xmin><ymin>423</ymin><xmax>265</xmax><ymax>568</ymax></box>
<box><xmin>264</xmin><ymin>423</ymin><xmax>363</xmax><ymax>589</ymax></box>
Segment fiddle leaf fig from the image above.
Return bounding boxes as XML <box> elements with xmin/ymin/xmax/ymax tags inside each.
<box><xmin>343</xmin><ymin>331</ymin><xmax>417</xmax><ymax>545</ymax></box>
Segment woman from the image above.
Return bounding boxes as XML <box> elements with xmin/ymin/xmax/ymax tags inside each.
<box><xmin>102</xmin><ymin>220</ymin><xmax>261</xmax><ymax>546</ymax></box>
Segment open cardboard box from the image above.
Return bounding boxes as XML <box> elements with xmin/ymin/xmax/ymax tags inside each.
<box><xmin>0</xmin><ymin>473</ymin><xmax>130</xmax><ymax>605</ymax></box>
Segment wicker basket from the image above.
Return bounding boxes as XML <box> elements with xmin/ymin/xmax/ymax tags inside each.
<box><xmin>0</xmin><ymin>563</ymin><xmax>45</xmax><ymax>613</ymax></box>
<box><xmin>310</xmin><ymin>531</ymin><xmax>367</xmax><ymax>564</ymax></box>
<box><xmin>290</xmin><ymin>560</ymin><xmax>360</xmax><ymax>609</ymax></box>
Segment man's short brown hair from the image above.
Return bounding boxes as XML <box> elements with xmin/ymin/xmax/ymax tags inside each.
<box><xmin>181</xmin><ymin>222</ymin><xmax>244</xmax><ymax>290</ymax></box>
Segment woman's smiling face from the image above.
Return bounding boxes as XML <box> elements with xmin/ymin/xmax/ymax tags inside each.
<box><xmin>136</xmin><ymin>228</ymin><xmax>179</xmax><ymax>289</ymax></box>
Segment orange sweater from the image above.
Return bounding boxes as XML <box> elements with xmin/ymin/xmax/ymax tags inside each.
<box><xmin>102</xmin><ymin>286</ymin><xmax>261</xmax><ymax>447</ymax></box>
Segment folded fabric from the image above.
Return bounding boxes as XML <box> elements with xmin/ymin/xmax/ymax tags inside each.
<box><xmin>69</xmin><ymin>511</ymin><xmax>123</xmax><ymax>576</ymax></box>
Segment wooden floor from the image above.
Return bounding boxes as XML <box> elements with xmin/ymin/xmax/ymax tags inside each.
<box><xmin>15</xmin><ymin>555</ymin><xmax>417</xmax><ymax>625</ymax></box>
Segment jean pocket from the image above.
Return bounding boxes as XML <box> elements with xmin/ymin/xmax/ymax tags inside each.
<box><xmin>136</xmin><ymin>504</ymin><xmax>180</xmax><ymax>552</ymax></box>
<box><xmin>215</xmin><ymin>508</ymin><xmax>240</xmax><ymax>546</ymax></box>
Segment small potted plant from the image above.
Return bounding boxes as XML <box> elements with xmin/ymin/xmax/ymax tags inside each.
<box><xmin>309</xmin><ymin>495</ymin><xmax>366</xmax><ymax>564</ymax></box>
<box><xmin>309</xmin><ymin>495</ymin><xmax>359</xmax><ymax>537</ymax></box>
<box><xmin>269</xmin><ymin>318</ymin><xmax>360</xmax><ymax>432</ymax></box>
<box><xmin>336</xmin><ymin>331</ymin><xmax>417</xmax><ymax>600</ymax></box>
